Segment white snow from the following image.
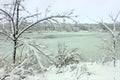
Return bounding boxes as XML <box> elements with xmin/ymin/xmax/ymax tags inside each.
<box><xmin>24</xmin><ymin>60</ymin><xmax>120</xmax><ymax>80</ymax></box>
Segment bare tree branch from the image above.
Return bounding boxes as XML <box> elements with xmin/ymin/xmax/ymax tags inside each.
<box><xmin>0</xmin><ymin>32</ymin><xmax>13</xmax><ymax>41</ymax></box>
<box><xmin>12</xmin><ymin>0</ymin><xmax>17</xmax><ymax>17</ymax></box>
<box><xmin>16</xmin><ymin>15</ymin><xmax>70</xmax><ymax>39</ymax></box>
<box><xmin>100</xmin><ymin>22</ymin><xmax>114</xmax><ymax>36</ymax></box>
<box><xmin>0</xmin><ymin>9</ymin><xmax>15</xmax><ymax>35</ymax></box>
<box><xmin>0</xmin><ymin>9</ymin><xmax>13</xmax><ymax>21</ymax></box>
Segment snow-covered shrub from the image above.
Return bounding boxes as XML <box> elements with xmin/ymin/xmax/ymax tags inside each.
<box><xmin>18</xmin><ymin>40</ymin><xmax>55</xmax><ymax>71</ymax></box>
<box><xmin>0</xmin><ymin>58</ymin><xmax>31</xmax><ymax>80</ymax></box>
<box><xmin>0</xmin><ymin>40</ymin><xmax>54</xmax><ymax>80</ymax></box>
<box><xmin>55</xmin><ymin>43</ymin><xmax>84</xmax><ymax>68</ymax></box>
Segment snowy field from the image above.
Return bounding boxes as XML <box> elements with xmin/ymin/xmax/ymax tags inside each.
<box><xmin>24</xmin><ymin>61</ymin><xmax>120</xmax><ymax>80</ymax></box>
<box><xmin>0</xmin><ymin>60</ymin><xmax>120</xmax><ymax>80</ymax></box>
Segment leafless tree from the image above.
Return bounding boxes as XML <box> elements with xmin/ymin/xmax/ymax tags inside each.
<box><xmin>99</xmin><ymin>11</ymin><xmax>120</xmax><ymax>67</ymax></box>
<box><xmin>0</xmin><ymin>0</ymin><xmax>75</xmax><ymax>63</ymax></box>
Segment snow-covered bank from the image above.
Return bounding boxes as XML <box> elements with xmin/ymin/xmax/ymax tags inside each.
<box><xmin>25</xmin><ymin>60</ymin><xmax>120</xmax><ymax>80</ymax></box>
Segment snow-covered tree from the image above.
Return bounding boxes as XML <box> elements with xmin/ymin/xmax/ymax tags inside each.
<box><xmin>100</xmin><ymin>11</ymin><xmax>120</xmax><ymax>67</ymax></box>
<box><xmin>0</xmin><ymin>0</ymin><xmax>75</xmax><ymax>63</ymax></box>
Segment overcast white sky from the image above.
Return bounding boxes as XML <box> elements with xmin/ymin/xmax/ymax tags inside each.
<box><xmin>0</xmin><ymin>0</ymin><xmax>120</xmax><ymax>23</ymax></box>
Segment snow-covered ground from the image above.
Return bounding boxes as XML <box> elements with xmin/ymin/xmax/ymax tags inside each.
<box><xmin>25</xmin><ymin>60</ymin><xmax>120</xmax><ymax>80</ymax></box>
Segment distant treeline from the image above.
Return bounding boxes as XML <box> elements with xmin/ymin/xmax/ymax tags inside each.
<box><xmin>0</xmin><ymin>22</ymin><xmax>120</xmax><ymax>32</ymax></box>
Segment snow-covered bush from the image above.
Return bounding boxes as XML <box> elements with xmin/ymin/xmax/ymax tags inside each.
<box><xmin>0</xmin><ymin>40</ymin><xmax>53</xmax><ymax>80</ymax></box>
<box><xmin>0</xmin><ymin>57</ymin><xmax>32</xmax><ymax>80</ymax></box>
<box><xmin>55</xmin><ymin>43</ymin><xmax>84</xmax><ymax>68</ymax></box>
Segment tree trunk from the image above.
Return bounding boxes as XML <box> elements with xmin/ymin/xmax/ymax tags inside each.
<box><xmin>13</xmin><ymin>39</ymin><xmax>17</xmax><ymax>63</ymax></box>
<box><xmin>112</xmin><ymin>57</ymin><xmax>116</xmax><ymax>67</ymax></box>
